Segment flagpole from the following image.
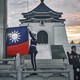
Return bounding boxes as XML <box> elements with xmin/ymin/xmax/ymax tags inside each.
<box><xmin>3</xmin><ymin>0</ymin><xmax>7</xmax><ymax>59</ymax></box>
<box><xmin>27</xmin><ymin>0</ymin><xmax>30</xmax><ymax>26</ymax></box>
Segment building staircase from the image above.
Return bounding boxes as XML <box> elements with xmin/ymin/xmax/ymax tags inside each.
<box><xmin>51</xmin><ymin>45</ymin><xmax>67</xmax><ymax>59</ymax></box>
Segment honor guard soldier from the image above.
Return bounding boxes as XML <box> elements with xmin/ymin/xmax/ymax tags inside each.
<box><xmin>67</xmin><ymin>46</ymin><xmax>80</xmax><ymax>80</ymax></box>
<box><xmin>28</xmin><ymin>29</ymin><xmax>38</xmax><ymax>71</ymax></box>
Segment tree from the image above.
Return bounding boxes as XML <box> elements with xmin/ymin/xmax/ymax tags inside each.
<box><xmin>70</xmin><ymin>40</ymin><xmax>75</xmax><ymax>44</ymax></box>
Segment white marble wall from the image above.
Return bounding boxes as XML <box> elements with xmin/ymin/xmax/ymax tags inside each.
<box><xmin>20</xmin><ymin>22</ymin><xmax>69</xmax><ymax>59</ymax></box>
<box><xmin>21</xmin><ymin>22</ymin><xmax>68</xmax><ymax>45</ymax></box>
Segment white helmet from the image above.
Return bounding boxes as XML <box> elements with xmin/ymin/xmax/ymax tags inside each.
<box><xmin>32</xmin><ymin>31</ymin><xmax>37</xmax><ymax>36</ymax></box>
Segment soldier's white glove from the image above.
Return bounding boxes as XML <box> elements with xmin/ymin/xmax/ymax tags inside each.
<box><xmin>27</xmin><ymin>26</ymin><xmax>31</xmax><ymax>32</ymax></box>
<box><xmin>76</xmin><ymin>68</ymin><xmax>80</xmax><ymax>72</ymax></box>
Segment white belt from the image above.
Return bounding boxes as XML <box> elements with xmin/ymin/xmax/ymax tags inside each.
<box><xmin>31</xmin><ymin>45</ymin><xmax>36</xmax><ymax>47</ymax></box>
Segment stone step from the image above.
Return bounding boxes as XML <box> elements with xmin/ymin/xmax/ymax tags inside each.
<box><xmin>24</xmin><ymin>59</ymin><xmax>68</xmax><ymax>70</ymax></box>
<box><xmin>0</xmin><ymin>76</ymin><xmax>65</xmax><ymax>80</ymax></box>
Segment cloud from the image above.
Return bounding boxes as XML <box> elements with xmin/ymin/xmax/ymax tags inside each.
<box><xmin>8</xmin><ymin>0</ymin><xmax>41</xmax><ymax>26</ymax></box>
<box><xmin>66</xmin><ymin>26</ymin><xmax>80</xmax><ymax>43</ymax></box>
<box><xmin>44</xmin><ymin>0</ymin><xmax>80</xmax><ymax>26</ymax></box>
<box><xmin>63</xmin><ymin>12</ymin><xmax>80</xmax><ymax>26</ymax></box>
<box><xmin>8</xmin><ymin>0</ymin><xmax>80</xmax><ymax>27</ymax></box>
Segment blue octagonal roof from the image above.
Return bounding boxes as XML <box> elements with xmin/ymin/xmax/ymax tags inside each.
<box><xmin>33</xmin><ymin>2</ymin><xmax>54</xmax><ymax>12</ymax></box>
<box><xmin>19</xmin><ymin>0</ymin><xmax>65</xmax><ymax>23</ymax></box>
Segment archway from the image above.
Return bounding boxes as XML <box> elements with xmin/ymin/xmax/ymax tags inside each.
<box><xmin>37</xmin><ymin>31</ymin><xmax>48</xmax><ymax>44</ymax></box>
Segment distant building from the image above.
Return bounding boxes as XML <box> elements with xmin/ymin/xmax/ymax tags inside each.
<box><xmin>19</xmin><ymin>0</ymin><xmax>68</xmax><ymax>59</ymax></box>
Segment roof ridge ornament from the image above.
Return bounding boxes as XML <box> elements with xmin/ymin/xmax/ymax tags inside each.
<box><xmin>41</xmin><ymin>0</ymin><xmax>44</xmax><ymax>3</ymax></box>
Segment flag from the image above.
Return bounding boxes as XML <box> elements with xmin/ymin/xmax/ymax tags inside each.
<box><xmin>6</xmin><ymin>26</ymin><xmax>29</xmax><ymax>56</ymax></box>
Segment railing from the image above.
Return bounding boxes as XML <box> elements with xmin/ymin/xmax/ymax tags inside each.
<box><xmin>22</xmin><ymin>69</ymin><xmax>74</xmax><ymax>80</ymax></box>
<box><xmin>0</xmin><ymin>54</ymin><xmax>74</xmax><ymax>80</ymax></box>
<box><xmin>0</xmin><ymin>54</ymin><xmax>22</xmax><ymax>80</ymax></box>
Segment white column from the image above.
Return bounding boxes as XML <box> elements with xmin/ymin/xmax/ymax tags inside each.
<box><xmin>54</xmin><ymin>23</ymin><xmax>68</xmax><ymax>45</ymax></box>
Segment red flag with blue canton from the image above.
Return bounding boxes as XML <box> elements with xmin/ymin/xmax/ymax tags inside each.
<box><xmin>6</xmin><ymin>26</ymin><xmax>29</xmax><ymax>56</ymax></box>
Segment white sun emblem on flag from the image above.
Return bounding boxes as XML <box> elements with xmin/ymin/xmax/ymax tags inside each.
<box><xmin>8</xmin><ymin>30</ymin><xmax>21</xmax><ymax>43</ymax></box>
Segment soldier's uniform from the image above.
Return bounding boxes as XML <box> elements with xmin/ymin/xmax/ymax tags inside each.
<box><xmin>68</xmin><ymin>51</ymin><xmax>80</xmax><ymax>80</ymax></box>
<box><xmin>29</xmin><ymin>31</ymin><xmax>38</xmax><ymax>71</ymax></box>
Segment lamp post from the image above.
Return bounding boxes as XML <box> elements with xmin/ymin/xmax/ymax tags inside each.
<box><xmin>0</xmin><ymin>0</ymin><xmax>7</xmax><ymax>58</ymax></box>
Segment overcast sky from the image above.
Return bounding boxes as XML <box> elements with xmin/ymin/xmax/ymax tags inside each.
<box><xmin>8</xmin><ymin>0</ymin><xmax>80</xmax><ymax>43</ymax></box>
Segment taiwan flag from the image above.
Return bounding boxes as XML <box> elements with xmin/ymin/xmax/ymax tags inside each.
<box><xmin>6</xmin><ymin>26</ymin><xmax>29</xmax><ymax>56</ymax></box>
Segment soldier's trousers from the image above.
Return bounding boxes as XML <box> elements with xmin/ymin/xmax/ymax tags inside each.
<box><xmin>74</xmin><ymin>69</ymin><xmax>80</xmax><ymax>80</ymax></box>
<box><xmin>74</xmin><ymin>69</ymin><xmax>77</xmax><ymax>80</ymax></box>
<box><xmin>77</xmin><ymin>72</ymin><xmax>80</xmax><ymax>80</ymax></box>
<box><xmin>30</xmin><ymin>52</ymin><xmax>37</xmax><ymax>71</ymax></box>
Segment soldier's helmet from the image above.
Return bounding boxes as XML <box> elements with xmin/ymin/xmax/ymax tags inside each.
<box><xmin>32</xmin><ymin>31</ymin><xmax>37</xmax><ymax>37</ymax></box>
